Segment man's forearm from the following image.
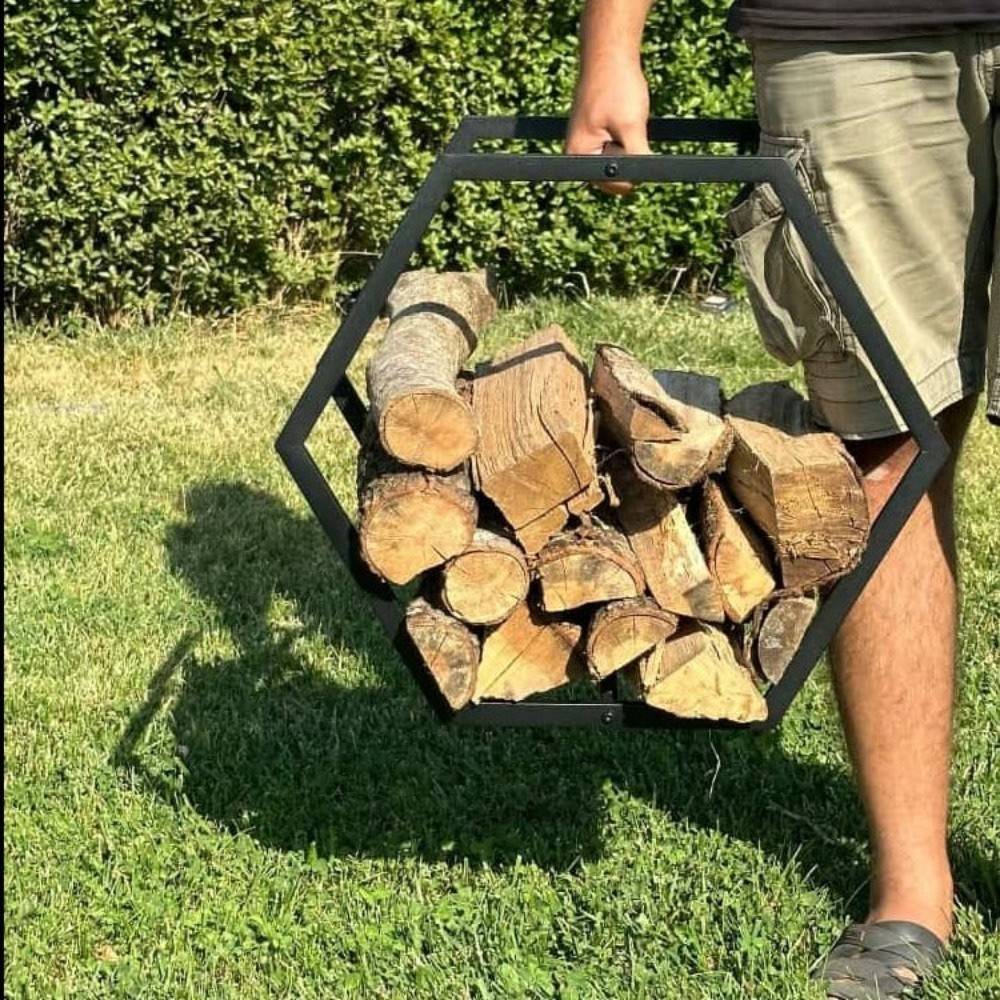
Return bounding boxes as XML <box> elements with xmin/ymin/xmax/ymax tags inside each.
<box><xmin>579</xmin><ymin>0</ymin><xmax>655</xmax><ymax>73</ymax></box>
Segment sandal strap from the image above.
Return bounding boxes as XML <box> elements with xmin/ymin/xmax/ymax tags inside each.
<box><xmin>818</xmin><ymin>920</ymin><xmax>945</xmax><ymax>999</ymax></box>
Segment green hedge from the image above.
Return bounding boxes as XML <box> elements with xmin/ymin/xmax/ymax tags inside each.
<box><xmin>4</xmin><ymin>1</ymin><xmax>752</xmax><ymax>321</ymax></box>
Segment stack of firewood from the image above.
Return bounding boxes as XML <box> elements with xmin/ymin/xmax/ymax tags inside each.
<box><xmin>358</xmin><ymin>270</ymin><xmax>871</xmax><ymax>723</ymax></box>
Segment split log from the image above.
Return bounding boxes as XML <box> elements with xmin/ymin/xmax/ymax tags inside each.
<box><xmin>637</xmin><ymin>623</ymin><xmax>768</xmax><ymax>723</ymax></box>
<box><xmin>357</xmin><ymin>433</ymin><xmax>477</xmax><ymax>585</ymax></box>
<box><xmin>472</xmin><ymin>325</ymin><xmax>601</xmax><ymax>552</ymax></box>
<box><xmin>586</xmin><ymin>598</ymin><xmax>679</xmax><ymax>680</ymax></box>
<box><xmin>535</xmin><ymin>523</ymin><xmax>645</xmax><ymax>612</ymax></box>
<box><xmin>367</xmin><ymin>269</ymin><xmax>496</xmax><ymax>470</ymax></box>
<box><xmin>592</xmin><ymin>345</ymin><xmax>733</xmax><ymax>489</ymax></box>
<box><xmin>405</xmin><ymin>598</ymin><xmax>479</xmax><ymax>710</ymax></box>
<box><xmin>440</xmin><ymin>529</ymin><xmax>530</xmax><ymax>626</ymax></box>
<box><xmin>726</xmin><ymin>416</ymin><xmax>869</xmax><ymax>591</ymax></box>
<box><xmin>755</xmin><ymin>594</ymin><xmax>819</xmax><ymax>684</ymax></box>
<box><xmin>701</xmin><ymin>478</ymin><xmax>776</xmax><ymax>622</ymax></box>
<box><xmin>613</xmin><ymin>460</ymin><xmax>725</xmax><ymax>622</ymax></box>
<box><xmin>473</xmin><ymin>602</ymin><xmax>585</xmax><ymax>702</ymax></box>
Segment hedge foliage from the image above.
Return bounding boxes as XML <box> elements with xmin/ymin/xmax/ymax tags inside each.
<box><xmin>4</xmin><ymin>1</ymin><xmax>753</xmax><ymax>320</ymax></box>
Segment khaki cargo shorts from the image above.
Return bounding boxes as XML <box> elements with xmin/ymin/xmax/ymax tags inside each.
<box><xmin>730</xmin><ymin>32</ymin><xmax>1000</xmax><ymax>438</ymax></box>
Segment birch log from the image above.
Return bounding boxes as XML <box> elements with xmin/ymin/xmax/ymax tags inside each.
<box><xmin>366</xmin><ymin>269</ymin><xmax>496</xmax><ymax>470</ymax></box>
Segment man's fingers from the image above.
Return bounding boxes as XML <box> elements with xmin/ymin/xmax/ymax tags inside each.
<box><xmin>595</xmin><ymin>125</ymin><xmax>651</xmax><ymax>195</ymax></box>
<box><xmin>564</xmin><ymin>123</ymin><xmax>611</xmax><ymax>156</ymax></box>
<box><xmin>565</xmin><ymin>122</ymin><xmax>652</xmax><ymax>195</ymax></box>
<box><xmin>617</xmin><ymin>121</ymin><xmax>652</xmax><ymax>156</ymax></box>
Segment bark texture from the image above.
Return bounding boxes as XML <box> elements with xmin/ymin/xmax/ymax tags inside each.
<box><xmin>367</xmin><ymin>269</ymin><xmax>496</xmax><ymax>470</ymax></box>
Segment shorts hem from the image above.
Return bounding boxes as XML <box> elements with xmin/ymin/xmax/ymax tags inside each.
<box><xmin>807</xmin><ymin>352</ymin><xmax>985</xmax><ymax>440</ymax></box>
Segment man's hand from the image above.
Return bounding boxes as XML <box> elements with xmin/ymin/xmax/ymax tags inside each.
<box><xmin>565</xmin><ymin>0</ymin><xmax>655</xmax><ymax>195</ymax></box>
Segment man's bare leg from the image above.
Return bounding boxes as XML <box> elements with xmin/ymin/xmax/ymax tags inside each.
<box><xmin>831</xmin><ymin>396</ymin><xmax>978</xmax><ymax>943</ymax></box>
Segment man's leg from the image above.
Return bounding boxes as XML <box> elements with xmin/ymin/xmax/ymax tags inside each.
<box><xmin>830</xmin><ymin>395</ymin><xmax>978</xmax><ymax>943</ymax></box>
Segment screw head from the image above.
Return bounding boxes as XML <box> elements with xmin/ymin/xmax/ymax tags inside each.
<box><xmin>601</xmin><ymin>709</ymin><xmax>615</xmax><ymax>725</ymax></box>
<box><xmin>604</xmin><ymin>161</ymin><xmax>620</xmax><ymax>179</ymax></box>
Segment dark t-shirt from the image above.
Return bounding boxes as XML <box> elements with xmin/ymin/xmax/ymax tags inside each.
<box><xmin>728</xmin><ymin>1</ymin><xmax>1000</xmax><ymax>40</ymax></box>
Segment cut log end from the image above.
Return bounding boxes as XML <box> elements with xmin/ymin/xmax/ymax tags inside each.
<box><xmin>360</xmin><ymin>472</ymin><xmax>477</xmax><ymax>585</ymax></box>
<box><xmin>473</xmin><ymin>325</ymin><xmax>600</xmax><ymax>550</ymax></box>
<box><xmin>379</xmin><ymin>391</ymin><xmax>478</xmax><ymax>471</ymax></box>
<box><xmin>405</xmin><ymin>598</ymin><xmax>479</xmax><ymax>710</ymax></box>
<box><xmin>473</xmin><ymin>602</ymin><xmax>584</xmax><ymax>702</ymax></box>
<box><xmin>640</xmin><ymin>624</ymin><xmax>768</xmax><ymax>723</ymax></box>
<box><xmin>536</xmin><ymin>523</ymin><xmax>645</xmax><ymax>612</ymax></box>
<box><xmin>441</xmin><ymin>530</ymin><xmax>530</xmax><ymax>626</ymax></box>
<box><xmin>586</xmin><ymin>598</ymin><xmax>679</xmax><ymax>680</ymax></box>
<box><xmin>756</xmin><ymin>594</ymin><xmax>819</xmax><ymax>684</ymax></box>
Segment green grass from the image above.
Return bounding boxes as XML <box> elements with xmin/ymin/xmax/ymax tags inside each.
<box><xmin>5</xmin><ymin>298</ymin><xmax>998</xmax><ymax>999</ymax></box>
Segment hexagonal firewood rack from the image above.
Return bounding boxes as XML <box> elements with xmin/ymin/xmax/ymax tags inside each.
<box><xmin>276</xmin><ymin>116</ymin><xmax>949</xmax><ymax>731</ymax></box>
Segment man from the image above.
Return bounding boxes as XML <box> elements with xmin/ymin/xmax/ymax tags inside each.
<box><xmin>567</xmin><ymin>2</ymin><xmax>999</xmax><ymax>997</ymax></box>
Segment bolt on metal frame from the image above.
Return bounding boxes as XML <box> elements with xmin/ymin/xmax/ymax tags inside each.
<box><xmin>277</xmin><ymin>116</ymin><xmax>950</xmax><ymax>731</ymax></box>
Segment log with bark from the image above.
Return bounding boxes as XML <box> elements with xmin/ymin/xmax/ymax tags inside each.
<box><xmin>473</xmin><ymin>602</ymin><xmax>585</xmax><ymax>702</ymax></box>
<box><xmin>634</xmin><ymin>623</ymin><xmax>768</xmax><ymax>723</ymax></box>
<box><xmin>472</xmin><ymin>325</ymin><xmax>602</xmax><ymax>553</ymax></box>
<box><xmin>701</xmin><ymin>478</ymin><xmax>776</xmax><ymax>622</ymax></box>
<box><xmin>535</xmin><ymin>522</ymin><xmax>645</xmax><ymax>612</ymax></box>
<box><xmin>366</xmin><ymin>269</ymin><xmax>496</xmax><ymax>470</ymax></box>
<box><xmin>357</xmin><ymin>432</ymin><xmax>477</xmax><ymax>585</ymax></box>
<box><xmin>440</xmin><ymin>528</ymin><xmax>530</xmax><ymax>626</ymax></box>
<box><xmin>405</xmin><ymin>597</ymin><xmax>479</xmax><ymax>710</ymax></box>
<box><xmin>725</xmin><ymin>413</ymin><xmax>870</xmax><ymax>591</ymax></box>
<box><xmin>592</xmin><ymin>345</ymin><xmax>733</xmax><ymax>489</ymax></box>
<box><xmin>586</xmin><ymin>598</ymin><xmax>679</xmax><ymax>680</ymax></box>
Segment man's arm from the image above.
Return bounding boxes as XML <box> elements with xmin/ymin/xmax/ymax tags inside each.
<box><xmin>566</xmin><ymin>0</ymin><xmax>655</xmax><ymax>194</ymax></box>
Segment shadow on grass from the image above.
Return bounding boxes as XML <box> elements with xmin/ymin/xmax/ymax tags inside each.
<box><xmin>116</xmin><ymin>479</ymin><xmax>996</xmax><ymax>926</ymax></box>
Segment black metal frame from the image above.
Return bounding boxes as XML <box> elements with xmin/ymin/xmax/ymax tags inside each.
<box><xmin>277</xmin><ymin>116</ymin><xmax>949</xmax><ymax>731</ymax></box>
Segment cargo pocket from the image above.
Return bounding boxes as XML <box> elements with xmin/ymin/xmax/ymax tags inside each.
<box><xmin>727</xmin><ymin>134</ymin><xmax>845</xmax><ymax>367</ymax></box>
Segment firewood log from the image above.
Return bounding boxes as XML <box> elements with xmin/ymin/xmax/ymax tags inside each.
<box><xmin>535</xmin><ymin>522</ymin><xmax>645</xmax><ymax>612</ymax></box>
<box><xmin>755</xmin><ymin>593</ymin><xmax>819</xmax><ymax>684</ymax></box>
<box><xmin>701</xmin><ymin>478</ymin><xmax>776</xmax><ymax>622</ymax></box>
<box><xmin>440</xmin><ymin>529</ymin><xmax>530</xmax><ymax>626</ymax></box>
<box><xmin>366</xmin><ymin>269</ymin><xmax>496</xmax><ymax>470</ymax></box>
<box><xmin>473</xmin><ymin>602</ymin><xmax>585</xmax><ymax>702</ymax></box>
<box><xmin>592</xmin><ymin>345</ymin><xmax>733</xmax><ymax>489</ymax></box>
<box><xmin>472</xmin><ymin>325</ymin><xmax>601</xmax><ymax>552</ymax></box>
<box><xmin>357</xmin><ymin>431</ymin><xmax>477</xmax><ymax>585</ymax></box>
<box><xmin>725</xmin><ymin>415</ymin><xmax>869</xmax><ymax>591</ymax></box>
<box><xmin>586</xmin><ymin>598</ymin><xmax>679</xmax><ymax>680</ymax></box>
<box><xmin>612</xmin><ymin>459</ymin><xmax>725</xmax><ymax>622</ymax></box>
<box><xmin>405</xmin><ymin>598</ymin><xmax>479</xmax><ymax>710</ymax></box>
<box><xmin>636</xmin><ymin>623</ymin><xmax>768</xmax><ymax>723</ymax></box>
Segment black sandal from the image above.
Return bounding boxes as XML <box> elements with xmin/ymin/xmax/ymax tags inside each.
<box><xmin>816</xmin><ymin>920</ymin><xmax>946</xmax><ymax>998</ymax></box>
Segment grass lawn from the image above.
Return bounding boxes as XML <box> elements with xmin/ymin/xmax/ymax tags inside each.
<box><xmin>5</xmin><ymin>297</ymin><xmax>998</xmax><ymax>999</ymax></box>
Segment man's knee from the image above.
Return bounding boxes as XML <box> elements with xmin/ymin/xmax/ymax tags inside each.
<box><xmin>844</xmin><ymin>394</ymin><xmax>977</xmax><ymax>521</ymax></box>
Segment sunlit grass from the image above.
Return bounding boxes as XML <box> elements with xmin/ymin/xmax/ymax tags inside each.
<box><xmin>5</xmin><ymin>299</ymin><xmax>997</xmax><ymax>998</ymax></box>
